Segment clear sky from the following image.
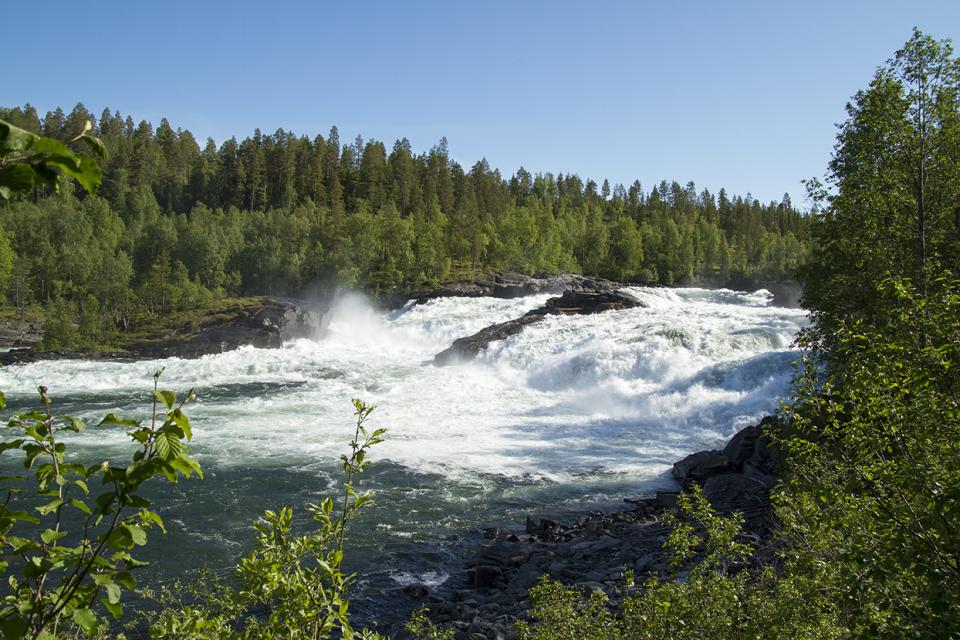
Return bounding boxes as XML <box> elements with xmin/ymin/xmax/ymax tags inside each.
<box><xmin>6</xmin><ymin>1</ymin><xmax>960</xmax><ymax>206</ymax></box>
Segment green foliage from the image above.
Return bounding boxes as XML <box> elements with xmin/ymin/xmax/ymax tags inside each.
<box><xmin>0</xmin><ymin>119</ymin><xmax>105</xmax><ymax>200</ymax></box>
<box><xmin>405</xmin><ymin>607</ymin><xmax>454</xmax><ymax>640</ymax></box>
<box><xmin>0</xmin><ymin>370</ymin><xmax>200</xmax><ymax>639</ymax></box>
<box><xmin>150</xmin><ymin>399</ymin><xmax>386</xmax><ymax>640</ymax></box>
<box><xmin>800</xmin><ymin>29</ymin><xmax>960</xmax><ymax>341</ymax></box>
<box><xmin>515</xmin><ymin>487</ymin><xmax>843</xmax><ymax>640</ymax></box>
<box><xmin>1</xmin><ymin>103</ymin><xmax>810</xmax><ymax>350</ymax></box>
<box><xmin>781</xmin><ymin>27</ymin><xmax>960</xmax><ymax>640</ymax></box>
<box><xmin>776</xmin><ymin>276</ymin><xmax>960</xmax><ymax>638</ymax></box>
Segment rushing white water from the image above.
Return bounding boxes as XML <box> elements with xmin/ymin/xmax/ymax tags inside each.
<box><xmin>0</xmin><ymin>286</ymin><xmax>806</xmax><ymax>616</ymax></box>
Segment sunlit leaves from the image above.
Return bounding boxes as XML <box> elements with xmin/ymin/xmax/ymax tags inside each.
<box><xmin>0</xmin><ymin>118</ymin><xmax>106</xmax><ymax>200</ymax></box>
<box><xmin>0</xmin><ymin>376</ymin><xmax>201</xmax><ymax>638</ymax></box>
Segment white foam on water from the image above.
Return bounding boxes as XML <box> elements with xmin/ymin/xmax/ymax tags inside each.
<box><xmin>0</xmin><ymin>287</ymin><xmax>807</xmax><ymax>485</ymax></box>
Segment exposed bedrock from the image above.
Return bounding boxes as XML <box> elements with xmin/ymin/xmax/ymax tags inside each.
<box><xmin>0</xmin><ymin>297</ymin><xmax>326</xmax><ymax>365</ymax></box>
<box><xmin>386</xmin><ymin>418</ymin><xmax>781</xmax><ymax>639</ymax></box>
<box><xmin>385</xmin><ymin>272</ymin><xmax>623</xmax><ymax>308</ymax></box>
<box><xmin>433</xmin><ymin>289</ymin><xmax>645</xmax><ymax>365</ymax></box>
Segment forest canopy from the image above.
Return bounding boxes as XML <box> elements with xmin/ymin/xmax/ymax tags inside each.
<box><xmin>0</xmin><ymin>104</ymin><xmax>809</xmax><ymax>347</ymax></box>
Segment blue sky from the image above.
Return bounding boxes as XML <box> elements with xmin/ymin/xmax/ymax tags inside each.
<box><xmin>6</xmin><ymin>1</ymin><xmax>960</xmax><ymax>206</ymax></box>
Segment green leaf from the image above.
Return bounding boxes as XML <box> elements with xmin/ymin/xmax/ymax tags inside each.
<box><xmin>169</xmin><ymin>408</ymin><xmax>192</xmax><ymax>440</ymax></box>
<box><xmin>0</xmin><ymin>119</ymin><xmax>38</xmax><ymax>153</ymax></box>
<box><xmin>105</xmin><ymin>580</ymin><xmax>122</xmax><ymax>604</ymax></box>
<box><xmin>154</xmin><ymin>431</ymin><xmax>183</xmax><ymax>461</ymax></box>
<box><xmin>35</xmin><ymin>498</ymin><xmax>63</xmax><ymax>515</ymax></box>
<box><xmin>100</xmin><ymin>413</ymin><xmax>140</xmax><ymax>428</ymax></box>
<box><xmin>69</xmin><ymin>498</ymin><xmax>92</xmax><ymax>514</ymax></box>
<box><xmin>64</xmin><ymin>417</ymin><xmax>86</xmax><ymax>432</ymax></box>
<box><xmin>0</xmin><ymin>439</ymin><xmax>24</xmax><ymax>453</ymax></box>
<box><xmin>114</xmin><ymin>571</ymin><xmax>136</xmax><ymax>590</ymax></box>
<box><xmin>124</xmin><ymin>523</ymin><xmax>147</xmax><ymax>546</ymax></box>
<box><xmin>0</xmin><ymin>613</ymin><xmax>28</xmax><ymax>638</ymax></box>
<box><xmin>101</xmin><ymin>598</ymin><xmax>122</xmax><ymax>619</ymax></box>
<box><xmin>77</xmin><ymin>132</ymin><xmax>107</xmax><ymax>159</ymax></box>
<box><xmin>30</xmin><ymin>136</ymin><xmax>76</xmax><ymax>162</ymax></box>
<box><xmin>154</xmin><ymin>390</ymin><xmax>176</xmax><ymax>410</ymax></box>
<box><xmin>40</xmin><ymin>528</ymin><xmax>67</xmax><ymax>544</ymax></box>
<box><xmin>72</xmin><ymin>606</ymin><xmax>98</xmax><ymax>634</ymax></box>
<box><xmin>0</xmin><ymin>164</ymin><xmax>35</xmax><ymax>199</ymax></box>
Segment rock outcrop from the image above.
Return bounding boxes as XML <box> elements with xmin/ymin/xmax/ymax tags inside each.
<box><xmin>394</xmin><ymin>272</ymin><xmax>623</xmax><ymax>307</ymax></box>
<box><xmin>434</xmin><ymin>290</ymin><xmax>645</xmax><ymax>365</ymax></box>
<box><xmin>0</xmin><ymin>297</ymin><xmax>325</xmax><ymax>365</ymax></box>
<box><xmin>386</xmin><ymin>419</ymin><xmax>781</xmax><ymax>639</ymax></box>
<box><xmin>124</xmin><ymin>297</ymin><xmax>324</xmax><ymax>359</ymax></box>
<box><xmin>0</xmin><ymin>318</ymin><xmax>43</xmax><ymax>351</ymax></box>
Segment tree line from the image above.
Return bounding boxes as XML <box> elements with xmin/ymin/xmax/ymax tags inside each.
<box><xmin>0</xmin><ymin>104</ymin><xmax>808</xmax><ymax>346</ymax></box>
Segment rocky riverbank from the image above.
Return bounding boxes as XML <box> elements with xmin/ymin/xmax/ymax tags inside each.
<box><xmin>385</xmin><ymin>418</ymin><xmax>780</xmax><ymax>639</ymax></box>
<box><xmin>0</xmin><ymin>297</ymin><xmax>326</xmax><ymax>365</ymax></box>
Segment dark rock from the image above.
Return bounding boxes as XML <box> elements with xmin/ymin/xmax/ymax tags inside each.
<box><xmin>405</xmin><ymin>418</ymin><xmax>783</xmax><ymax>637</ymax></box>
<box><xmin>402</xmin><ymin>583</ymin><xmax>431</xmax><ymax>598</ymax></box>
<box><xmin>401</xmin><ymin>272</ymin><xmax>624</xmax><ymax>307</ymax></box>
<box><xmin>524</xmin><ymin>516</ymin><xmax>539</xmax><ymax>536</ymax></box>
<box><xmin>468</xmin><ymin>565</ymin><xmax>503</xmax><ymax>588</ymax></box>
<box><xmin>127</xmin><ymin>297</ymin><xmax>325</xmax><ymax>359</ymax></box>
<box><xmin>0</xmin><ymin>318</ymin><xmax>43</xmax><ymax>350</ymax></box>
<box><xmin>435</xmin><ymin>314</ymin><xmax>546</xmax><ymax>365</ymax></box>
<box><xmin>672</xmin><ymin>450</ymin><xmax>731</xmax><ymax>485</ymax></box>
<box><xmin>538</xmin><ymin>519</ymin><xmax>560</xmax><ymax>538</ymax></box>
<box><xmin>655</xmin><ymin>490</ymin><xmax>679</xmax><ymax>508</ymax></box>
<box><xmin>723</xmin><ymin>426</ymin><xmax>762</xmax><ymax>470</ymax></box>
<box><xmin>0</xmin><ymin>297</ymin><xmax>326</xmax><ymax>365</ymax></box>
<box><xmin>538</xmin><ymin>290</ymin><xmax>645</xmax><ymax>316</ymax></box>
<box><xmin>434</xmin><ymin>289</ymin><xmax>644</xmax><ymax>365</ymax></box>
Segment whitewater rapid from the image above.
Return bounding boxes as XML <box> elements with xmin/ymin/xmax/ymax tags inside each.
<box><xmin>0</xmin><ymin>286</ymin><xmax>807</xmax><ymax>610</ymax></box>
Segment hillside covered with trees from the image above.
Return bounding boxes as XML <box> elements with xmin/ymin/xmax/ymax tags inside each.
<box><xmin>0</xmin><ymin>104</ymin><xmax>808</xmax><ymax>348</ymax></box>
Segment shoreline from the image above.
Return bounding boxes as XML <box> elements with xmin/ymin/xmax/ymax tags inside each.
<box><xmin>0</xmin><ymin>273</ymin><xmax>801</xmax><ymax>367</ymax></box>
<box><xmin>381</xmin><ymin>418</ymin><xmax>780</xmax><ymax>639</ymax></box>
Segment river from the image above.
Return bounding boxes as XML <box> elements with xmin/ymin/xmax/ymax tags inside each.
<box><xmin>0</xmin><ymin>286</ymin><xmax>807</xmax><ymax>623</ymax></box>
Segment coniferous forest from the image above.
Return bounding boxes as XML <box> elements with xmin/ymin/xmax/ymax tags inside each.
<box><xmin>0</xmin><ymin>103</ymin><xmax>807</xmax><ymax>347</ymax></box>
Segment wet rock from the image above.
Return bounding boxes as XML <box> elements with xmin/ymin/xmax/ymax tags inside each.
<box><xmin>537</xmin><ymin>290</ymin><xmax>645</xmax><ymax>315</ymax></box>
<box><xmin>402</xmin><ymin>272</ymin><xmax>624</xmax><ymax>306</ymax></box>
<box><xmin>723</xmin><ymin>425</ymin><xmax>762</xmax><ymax>470</ymax></box>
<box><xmin>399</xmin><ymin>419</ymin><xmax>782</xmax><ymax>638</ymax></box>
<box><xmin>655</xmin><ymin>490</ymin><xmax>679</xmax><ymax>508</ymax></box>
<box><xmin>672</xmin><ymin>450</ymin><xmax>731</xmax><ymax>485</ymax></box>
<box><xmin>402</xmin><ymin>583</ymin><xmax>431</xmax><ymax>598</ymax></box>
<box><xmin>435</xmin><ymin>314</ymin><xmax>546</xmax><ymax>365</ymax></box>
<box><xmin>434</xmin><ymin>289</ymin><xmax>644</xmax><ymax>365</ymax></box>
<box><xmin>468</xmin><ymin>566</ymin><xmax>504</xmax><ymax>588</ymax></box>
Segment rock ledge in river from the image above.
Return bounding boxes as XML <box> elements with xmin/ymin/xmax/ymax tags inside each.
<box><xmin>434</xmin><ymin>290</ymin><xmax>645</xmax><ymax>365</ymax></box>
<box><xmin>402</xmin><ymin>272</ymin><xmax>623</xmax><ymax>306</ymax></box>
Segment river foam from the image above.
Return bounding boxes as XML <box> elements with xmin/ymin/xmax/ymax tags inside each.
<box><xmin>0</xmin><ymin>286</ymin><xmax>807</xmax><ymax>611</ymax></box>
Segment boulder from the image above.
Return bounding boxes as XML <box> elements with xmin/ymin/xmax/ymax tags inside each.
<box><xmin>538</xmin><ymin>290</ymin><xmax>645</xmax><ymax>315</ymax></box>
<box><xmin>672</xmin><ymin>450</ymin><xmax>731</xmax><ymax>486</ymax></box>
<box><xmin>722</xmin><ymin>425</ymin><xmax>762</xmax><ymax>470</ymax></box>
